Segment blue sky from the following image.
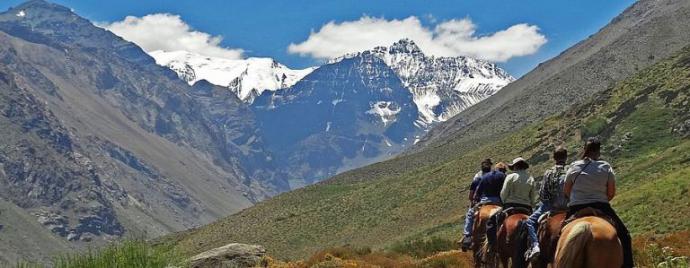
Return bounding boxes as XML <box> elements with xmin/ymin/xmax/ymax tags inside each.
<box><xmin>2</xmin><ymin>0</ymin><xmax>635</xmax><ymax>77</ymax></box>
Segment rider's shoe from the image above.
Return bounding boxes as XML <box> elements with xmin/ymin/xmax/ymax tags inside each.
<box><xmin>526</xmin><ymin>243</ymin><xmax>540</xmax><ymax>261</ymax></box>
<box><xmin>460</xmin><ymin>235</ymin><xmax>472</xmax><ymax>252</ymax></box>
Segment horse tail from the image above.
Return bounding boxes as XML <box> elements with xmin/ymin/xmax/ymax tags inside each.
<box><xmin>556</xmin><ymin>221</ymin><xmax>592</xmax><ymax>268</ymax></box>
<box><xmin>480</xmin><ymin>236</ymin><xmax>497</xmax><ymax>267</ymax></box>
<box><xmin>513</xmin><ymin>219</ymin><xmax>529</xmax><ymax>268</ymax></box>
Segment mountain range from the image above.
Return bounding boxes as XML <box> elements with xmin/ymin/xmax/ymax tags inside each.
<box><xmin>0</xmin><ymin>0</ymin><xmax>512</xmax><ymax>263</ymax></box>
<box><xmin>149</xmin><ymin>38</ymin><xmax>512</xmax><ymax>186</ymax></box>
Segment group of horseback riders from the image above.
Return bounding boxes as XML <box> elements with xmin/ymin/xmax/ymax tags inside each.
<box><xmin>459</xmin><ymin>138</ymin><xmax>634</xmax><ymax>268</ymax></box>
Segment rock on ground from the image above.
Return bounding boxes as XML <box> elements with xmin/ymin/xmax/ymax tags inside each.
<box><xmin>188</xmin><ymin>243</ymin><xmax>266</xmax><ymax>268</ymax></box>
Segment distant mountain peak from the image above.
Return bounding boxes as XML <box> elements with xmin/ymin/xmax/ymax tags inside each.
<box><xmin>330</xmin><ymin>39</ymin><xmax>514</xmax><ymax>125</ymax></box>
<box><xmin>16</xmin><ymin>0</ymin><xmax>59</xmax><ymax>8</ymax></box>
<box><xmin>6</xmin><ymin>0</ymin><xmax>73</xmax><ymax>18</ymax></box>
<box><xmin>388</xmin><ymin>38</ymin><xmax>422</xmax><ymax>54</ymax></box>
<box><xmin>0</xmin><ymin>0</ymin><xmax>155</xmax><ymax>65</ymax></box>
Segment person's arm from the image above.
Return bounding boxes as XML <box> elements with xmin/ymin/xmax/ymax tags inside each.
<box><xmin>469</xmin><ymin>177</ymin><xmax>479</xmax><ymax>201</ymax></box>
<box><xmin>606</xmin><ymin>165</ymin><xmax>616</xmax><ymax>201</ymax></box>
<box><xmin>474</xmin><ymin>180</ymin><xmax>483</xmax><ymax>202</ymax></box>
<box><xmin>538</xmin><ymin>170</ymin><xmax>550</xmax><ymax>201</ymax></box>
<box><xmin>606</xmin><ymin>179</ymin><xmax>616</xmax><ymax>201</ymax></box>
<box><xmin>564</xmin><ymin>166</ymin><xmax>576</xmax><ymax>199</ymax></box>
<box><xmin>500</xmin><ymin>175</ymin><xmax>511</xmax><ymax>202</ymax></box>
<box><xmin>530</xmin><ymin>177</ymin><xmax>539</xmax><ymax>206</ymax></box>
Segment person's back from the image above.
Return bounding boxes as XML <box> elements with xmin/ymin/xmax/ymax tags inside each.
<box><xmin>475</xmin><ymin>170</ymin><xmax>506</xmax><ymax>201</ymax></box>
<box><xmin>502</xmin><ymin>171</ymin><xmax>536</xmax><ymax>207</ymax></box>
<box><xmin>540</xmin><ymin>164</ymin><xmax>570</xmax><ymax>210</ymax></box>
<box><xmin>566</xmin><ymin>159</ymin><xmax>613</xmax><ymax>206</ymax></box>
<box><xmin>500</xmin><ymin>158</ymin><xmax>537</xmax><ymax>209</ymax></box>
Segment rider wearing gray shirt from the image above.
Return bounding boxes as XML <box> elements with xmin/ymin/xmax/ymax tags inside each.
<box><xmin>564</xmin><ymin>138</ymin><xmax>633</xmax><ymax>267</ymax></box>
<box><xmin>565</xmin><ymin>159</ymin><xmax>615</xmax><ymax>206</ymax></box>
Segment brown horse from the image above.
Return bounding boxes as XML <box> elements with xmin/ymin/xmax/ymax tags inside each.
<box><xmin>554</xmin><ymin>216</ymin><xmax>623</xmax><ymax>268</ymax></box>
<box><xmin>472</xmin><ymin>204</ymin><xmax>502</xmax><ymax>267</ymax></box>
<box><xmin>494</xmin><ymin>211</ymin><xmax>530</xmax><ymax>268</ymax></box>
<box><xmin>534</xmin><ymin>211</ymin><xmax>567</xmax><ymax>268</ymax></box>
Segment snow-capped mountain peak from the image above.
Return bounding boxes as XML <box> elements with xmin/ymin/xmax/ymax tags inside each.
<box><xmin>149</xmin><ymin>50</ymin><xmax>315</xmax><ymax>102</ymax></box>
<box><xmin>330</xmin><ymin>39</ymin><xmax>514</xmax><ymax>126</ymax></box>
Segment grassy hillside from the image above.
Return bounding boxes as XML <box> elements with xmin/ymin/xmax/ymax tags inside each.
<box><xmin>160</xmin><ymin>45</ymin><xmax>690</xmax><ymax>261</ymax></box>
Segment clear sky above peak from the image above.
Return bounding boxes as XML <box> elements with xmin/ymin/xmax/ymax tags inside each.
<box><xmin>1</xmin><ymin>0</ymin><xmax>636</xmax><ymax>77</ymax></box>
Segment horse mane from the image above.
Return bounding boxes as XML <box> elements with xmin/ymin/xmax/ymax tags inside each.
<box><xmin>556</xmin><ymin>221</ymin><xmax>593</xmax><ymax>268</ymax></box>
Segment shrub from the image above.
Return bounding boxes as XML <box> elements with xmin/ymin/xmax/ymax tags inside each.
<box><xmin>636</xmin><ymin>243</ymin><xmax>690</xmax><ymax>268</ymax></box>
<box><xmin>581</xmin><ymin>116</ymin><xmax>607</xmax><ymax>138</ymax></box>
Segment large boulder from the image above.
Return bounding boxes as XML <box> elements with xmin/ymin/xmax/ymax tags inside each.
<box><xmin>188</xmin><ymin>243</ymin><xmax>266</xmax><ymax>268</ymax></box>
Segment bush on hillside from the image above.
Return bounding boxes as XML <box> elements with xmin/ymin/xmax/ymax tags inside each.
<box><xmin>580</xmin><ymin>116</ymin><xmax>607</xmax><ymax>139</ymax></box>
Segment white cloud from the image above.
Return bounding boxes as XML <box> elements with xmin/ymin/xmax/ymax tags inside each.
<box><xmin>288</xmin><ymin>16</ymin><xmax>547</xmax><ymax>62</ymax></box>
<box><xmin>103</xmin><ymin>13</ymin><xmax>243</xmax><ymax>59</ymax></box>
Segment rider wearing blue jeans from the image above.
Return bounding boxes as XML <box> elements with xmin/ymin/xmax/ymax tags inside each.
<box><xmin>461</xmin><ymin>162</ymin><xmax>507</xmax><ymax>251</ymax></box>
<box><xmin>525</xmin><ymin>147</ymin><xmax>570</xmax><ymax>260</ymax></box>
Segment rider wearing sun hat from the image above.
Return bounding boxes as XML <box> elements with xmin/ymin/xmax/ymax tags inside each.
<box><xmin>501</xmin><ymin>157</ymin><xmax>539</xmax><ymax>210</ymax></box>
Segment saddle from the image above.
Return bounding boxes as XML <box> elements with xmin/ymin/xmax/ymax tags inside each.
<box><xmin>473</xmin><ymin>202</ymin><xmax>502</xmax><ymax>219</ymax></box>
<box><xmin>492</xmin><ymin>206</ymin><xmax>531</xmax><ymax>237</ymax></box>
<box><xmin>562</xmin><ymin>207</ymin><xmax>616</xmax><ymax>229</ymax></box>
<box><xmin>537</xmin><ymin>209</ymin><xmax>568</xmax><ymax>225</ymax></box>
<box><xmin>502</xmin><ymin>206</ymin><xmax>531</xmax><ymax>217</ymax></box>
<box><xmin>474</xmin><ymin>201</ymin><xmax>502</xmax><ymax>209</ymax></box>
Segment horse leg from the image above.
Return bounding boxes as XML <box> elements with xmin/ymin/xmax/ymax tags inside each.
<box><xmin>472</xmin><ymin>251</ymin><xmax>482</xmax><ymax>268</ymax></box>
<box><xmin>501</xmin><ymin>255</ymin><xmax>509</xmax><ymax>268</ymax></box>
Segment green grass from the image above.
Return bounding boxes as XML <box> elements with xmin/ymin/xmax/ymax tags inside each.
<box><xmin>15</xmin><ymin>240</ymin><xmax>182</xmax><ymax>268</ymax></box>
<box><xmin>158</xmin><ymin>46</ymin><xmax>690</xmax><ymax>261</ymax></box>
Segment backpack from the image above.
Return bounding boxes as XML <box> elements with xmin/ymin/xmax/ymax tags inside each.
<box><xmin>540</xmin><ymin>165</ymin><xmax>569</xmax><ymax>209</ymax></box>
